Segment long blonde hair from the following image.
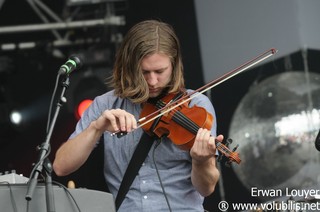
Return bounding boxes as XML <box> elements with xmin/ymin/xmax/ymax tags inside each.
<box><xmin>109</xmin><ymin>20</ymin><xmax>185</xmax><ymax>104</ymax></box>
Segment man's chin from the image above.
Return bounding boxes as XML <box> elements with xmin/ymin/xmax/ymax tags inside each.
<box><xmin>149</xmin><ymin>93</ymin><xmax>160</xmax><ymax>98</ymax></box>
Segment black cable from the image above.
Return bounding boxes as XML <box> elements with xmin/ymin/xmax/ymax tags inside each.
<box><xmin>30</xmin><ymin>178</ymin><xmax>82</xmax><ymax>212</ymax></box>
<box><xmin>52</xmin><ymin>181</ymin><xmax>82</xmax><ymax>212</ymax></box>
<box><xmin>46</xmin><ymin>73</ymin><xmax>62</xmax><ymax>133</ymax></box>
<box><xmin>152</xmin><ymin>138</ymin><xmax>172</xmax><ymax>212</ymax></box>
<box><xmin>22</xmin><ymin>179</ymin><xmax>81</xmax><ymax>212</ymax></box>
<box><xmin>0</xmin><ymin>182</ymin><xmax>18</xmax><ymax>212</ymax></box>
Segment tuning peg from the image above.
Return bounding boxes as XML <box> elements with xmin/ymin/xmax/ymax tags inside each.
<box><xmin>226</xmin><ymin>138</ymin><xmax>233</xmax><ymax>145</ymax></box>
<box><xmin>232</xmin><ymin>144</ymin><xmax>239</xmax><ymax>152</ymax></box>
<box><xmin>222</xmin><ymin>138</ymin><xmax>233</xmax><ymax>147</ymax></box>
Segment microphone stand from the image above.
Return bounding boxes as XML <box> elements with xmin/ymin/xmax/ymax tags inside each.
<box><xmin>25</xmin><ymin>75</ymin><xmax>70</xmax><ymax>212</ymax></box>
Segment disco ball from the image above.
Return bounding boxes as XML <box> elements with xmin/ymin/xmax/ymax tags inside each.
<box><xmin>229</xmin><ymin>71</ymin><xmax>320</xmax><ymax>200</ymax></box>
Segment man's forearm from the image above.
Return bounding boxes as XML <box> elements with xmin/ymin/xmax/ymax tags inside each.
<box><xmin>191</xmin><ymin>157</ymin><xmax>220</xmax><ymax>197</ymax></box>
<box><xmin>53</xmin><ymin>122</ymin><xmax>102</xmax><ymax>176</ymax></box>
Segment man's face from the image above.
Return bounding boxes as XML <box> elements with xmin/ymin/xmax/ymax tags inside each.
<box><xmin>141</xmin><ymin>53</ymin><xmax>173</xmax><ymax>98</ymax></box>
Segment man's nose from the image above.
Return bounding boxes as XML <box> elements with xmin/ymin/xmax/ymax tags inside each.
<box><xmin>146</xmin><ymin>73</ymin><xmax>158</xmax><ymax>86</ymax></box>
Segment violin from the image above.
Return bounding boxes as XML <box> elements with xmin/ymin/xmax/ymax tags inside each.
<box><xmin>140</xmin><ymin>92</ymin><xmax>242</xmax><ymax>165</ymax></box>
<box><xmin>114</xmin><ymin>48</ymin><xmax>278</xmax><ymax>166</ymax></box>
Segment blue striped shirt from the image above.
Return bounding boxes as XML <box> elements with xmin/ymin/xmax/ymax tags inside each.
<box><xmin>70</xmin><ymin>90</ymin><xmax>217</xmax><ymax>212</ymax></box>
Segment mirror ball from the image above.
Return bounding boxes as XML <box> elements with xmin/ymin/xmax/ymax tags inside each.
<box><xmin>229</xmin><ymin>71</ymin><xmax>320</xmax><ymax>200</ymax></box>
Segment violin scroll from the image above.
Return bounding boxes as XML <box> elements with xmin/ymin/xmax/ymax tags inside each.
<box><xmin>216</xmin><ymin>138</ymin><xmax>241</xmax><ymax>166</ymax></box>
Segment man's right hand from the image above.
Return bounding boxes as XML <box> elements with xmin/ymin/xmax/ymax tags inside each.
<box><xmin>93</xmin><ymin>109</ymin><xmax>137</xmax><ymax>134</ymax></box>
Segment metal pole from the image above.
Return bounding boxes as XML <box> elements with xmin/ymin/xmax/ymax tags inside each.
<box><xmin>0</xmin><ymin>16</ymin><xmax>125</xmax><ymax>34</ymax></box>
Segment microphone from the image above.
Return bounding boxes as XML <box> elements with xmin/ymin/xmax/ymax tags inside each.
<box><xmin>58</xmin><ymin>55</ymin><xmax>83</xmax><ymax>75</ymax></box>
<box><xmin>315</xmin><ymin>130</ymin><xmax>320</xmax><ymax>151</ymax></box>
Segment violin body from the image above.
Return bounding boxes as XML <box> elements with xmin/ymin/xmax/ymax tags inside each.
<box><xmin>140</xmin><ymin>93</ymin><xmax>213</xmax><ymax>150</ymax></box>
<box><xmin>139</xmin><ymin>92</ymin><xmax>241</xmax><ymax>164</ymax></box>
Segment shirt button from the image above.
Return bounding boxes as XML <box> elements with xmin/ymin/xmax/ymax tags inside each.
<box><xmin>142</xmin><ymin>163</ymin><xmax>145</xmax><ymax>166</ymax></box>
<box><xmin>143</xmin><ymin>195</ymin><xmax>148</xmax><ymax>199</ymax></box>
<box><xmin>142</xmin><ymin>180</ymin><xmax>146</xmax><ymax>184</ymax></box>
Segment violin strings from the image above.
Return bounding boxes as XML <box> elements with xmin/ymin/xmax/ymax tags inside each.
<box><xmin>216</xmin><ymin>142</ymin><xmax>231</xmax><ymax>155</ymax></box>
<box><xmin>157</xmin><ymin>101</ymin><xmax>199</xmax><ymax>135</ymax></box>
<box><xmin>157</xmin><ymin>101</ymin><xmax>233</xmax><ymax>157</ymax></box>
<box><xmin>157</xmin><ymin>101</ymin><xmax>229</xmax><ymax>148</ymax></box>
<box><xmin>173</xmin><ymin>110</ymin><xmax>241</xmax><ymax>162</ymax></box>
<box><xmin>170</xmin><ymin>107</ymin><xmax>237</xmax><ymax>158</ymax></box>
<box><xmin>162</xmin><ymin>101</ymin><xmax>232</xmax><ymax>154</ymax></box>
<box><xmin>150</xmin><ymin>100</ymin><xmax>241</xmax><ymax>163</ymax></box>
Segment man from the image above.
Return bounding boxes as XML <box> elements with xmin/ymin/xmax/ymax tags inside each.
<box><xmin>53</xmin><ymin>20</ymin><xmax>222</xmax><ymax>211</ymax></box>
